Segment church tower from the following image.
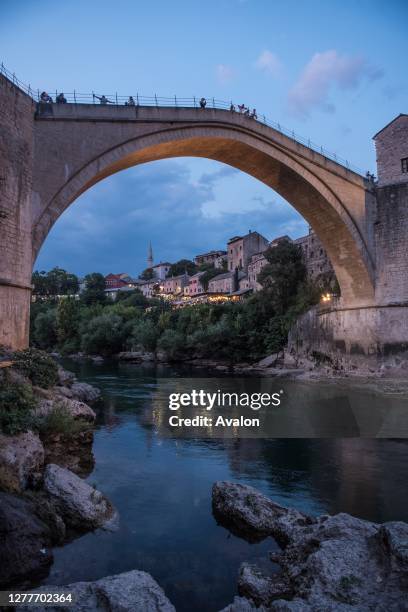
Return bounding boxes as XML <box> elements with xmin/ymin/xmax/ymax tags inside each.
<box><xmin>147</xmin><ymin>242</ymin><xmax>154</xmax><ymax>269</ymax></box>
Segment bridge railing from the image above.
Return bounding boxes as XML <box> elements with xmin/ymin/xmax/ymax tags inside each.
<box><xmin>0</xmin><ymin>61</ymin><xmax>366</xmax><ymax>176</ymax></box>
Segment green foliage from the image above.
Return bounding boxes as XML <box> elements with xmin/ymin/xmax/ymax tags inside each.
<box><xmin>157</xmin><ymin>329</ymin><xmax>185</xmax><ymax>360</ymax></box>
<box><xmin>13</xmin><ymin>348</ymin><xmax>58</xmax><ymax>388</ymax></box>
<box><xmin>32</xmin><ymin>267</ymin><xmax>79</xmax><ymax>298</ymax></box>
<box><xmin>81</xmin><ymin>313</ymin><xmax>125</xmax><ymax>356</ymax></box>
<box><xmin>130</xmin><ymin>318</ymin><xmax>159</xmax><ymax>352</ymax></box>
<box><xmin>199</xmin><ymin>267</ymin><xmax>222</xmax><ymax>290</ymax></box>
<box><xmin>258</xmin><ymin>239</ymin><xmax>306</xmax><ymax>314</ymax></box>
<box><xmin>36</xmin><ymin>403</ymin><xmax>90</xmax><ymax>436</ymax></box>
<box><xmin>0</xmin><ymin>381</ymin><xmax>37</xmax><ymax>435</ymax></box>
<box><xmin>81</xmin><ymin>273</ymin><xmax>106</xmax><ymax>305</ymax></box>
<box><xmin>115</xmin><ymin>289</ymin><xmax>149</xmax><ymax>308</ymax></box>
<box><xmin>32</xmin><ymin>308</ymin><xmax>58</xmax><ymax>349</ymax></box>
<box><xmin>56</xmin><ymin>298</ymin><xmax>80</xmax><ymax>346</ymax></box>
<box><xmin>139</xmin><ymin>267</ymin><xmax>154</xmax><ymax>280</ymax></box>
<box><xmin>168</xmin><ymin>259</ymin><xmax>197</xmax><ymax>277</ymax></box>
<box><xmin>29</xmin><ymin>242</ymin><xmax>321</xmax><ymax>363</ymax></box>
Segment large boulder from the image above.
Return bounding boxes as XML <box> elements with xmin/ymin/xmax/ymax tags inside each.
<box><xmin>213</xmin><ymin>481</ymin><xmax>408</xmax><ymax>611</ymax></box>
<box><xmin>212</xmin><ymin>481</ymin><xmax>311</xmax><ymax>544</ymax></box>
<box><xmin>0</xmin><ymin>431</ymin><xmax>44</xmax><ymax>493</ymax></box>
<box><xmin>19</xmin><ymin>570</ymin><xmax>176</xmax><ymax>611</ymax></box>
<box><xmin>0</xmin><ymin>492</ymin><xmax>53</xmax><ymax>587</ymax></box>
<box><xmin>70</xmin><ymin>382</ymin><xmax>100</xmax><ymax>404</ymax></box>
<box><xmin>36</xmin><ymin>398</ymin><xmax>96</xmax><ymax>422</ymax></box>
<box><xmin>43</xmin><ymin>464</ymin><xmax>115</xmax><ymax>531</ymax></box>
<box><xmin>57</xmin><ymin>366</ymin><xmax>76</xmax><ymax>387</ymax></box>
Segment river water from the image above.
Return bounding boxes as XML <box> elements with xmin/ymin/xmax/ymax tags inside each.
<box><xmin>42</xmin><ymin>360</ymin><xmax>408</xmax><ymax>611</ymax></box>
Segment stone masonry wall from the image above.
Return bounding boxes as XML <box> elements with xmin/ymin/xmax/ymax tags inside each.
<box><xmin>374</xmin><ymin>114</ymin><xmax>408</xmax><ymax>186</ymax></box>
<box><xmin>374</xmin><ymin>182</ymin><xmax>408</xmax><ymax>305</ymax></box>
<box><xmin>0</xmin><ymin>75</ymin><xmax>35</xmax><ymax>348</ymax></box>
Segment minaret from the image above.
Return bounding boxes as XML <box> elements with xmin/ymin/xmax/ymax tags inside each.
<box><xmin>147</xmin><ymin>241</ymin><xmax>154</xmax><ymax>269</ymax></box>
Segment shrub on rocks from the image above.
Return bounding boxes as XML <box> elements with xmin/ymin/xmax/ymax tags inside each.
<box><xmin>13</xmin><ymin>348</ymin><xmax>58</xmax><ymax>389</ymax></box>
<box><xmin>0</xmin><ymin>381</ymin><xmax>38</xmax><ymax>435</ymax></box>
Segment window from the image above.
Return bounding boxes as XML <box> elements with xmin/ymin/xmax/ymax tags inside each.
<box><xmin>402</xmin><ymin>158</ymin><xmax>408</xmax><ymax>173</ymax></box>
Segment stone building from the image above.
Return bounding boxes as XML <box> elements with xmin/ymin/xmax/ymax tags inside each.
<box><xmin>152</xmin><ymin>262</ymin><xmax>172</xmax><ymax>280</ymax></box>
<box><xmin>373</xmin><ymin>114</ymin><xmax>408</xmax><ymax>186</ymax></box>
<box><xmin>208</xmin><ymin>270</ymin><xmax>245</xmax><ymax>294</ymax></box>
<box><xmin>138</xmin><ymin>279</ymin><xmax>158</xmax><ymax>298</ymax></box>
<box><xmin>194</xmin><ymin>249</ymin><xmax>227</xmax><ymax>268</ymax></box>
<box><xmin>184</xmin><ymin>272</ymin><xmax>205</xmax><ymax>296</ymax></box>
<box><xmin>161</xmin><ymin>273</ymin><xmax>189</xmax><ymax>296</ymax></box>
<box><xmin>105</xmin><ymin>273</ymin><xmax>133</xmax><ymax>289</ymax></box>
<box><xmin>294</xmin><ymin>228</ymin><xmax>335</xmax><ymax>283</ymax></box>
<box><xmin>246</xmin><ymin>252</ymin><xmax>269</xmax><ymax>291</ymax></box>
<box><xmin>227</xmin><ymin>230</ymin><xmax>269</xmax><ymax>272</ymax></box>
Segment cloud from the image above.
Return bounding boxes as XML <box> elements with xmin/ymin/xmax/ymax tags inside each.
<box><xmin>254</xmin><ymin>50</ymin><xmax>282</xmax><ymax>77</ymax></box>
<box><xmin>216</xmin><ymin>64</ymin><xmax>235</xmax><ymax>84</ymax></box>
<box><xmin>288</xmin><ymin>50</ymin><xmax>384</xmax><ymax>117</ymax></box>
<box><xmin>35</xmin><ymin>160</ymin><xmax>306</xmax><ymax>277</ymax></box>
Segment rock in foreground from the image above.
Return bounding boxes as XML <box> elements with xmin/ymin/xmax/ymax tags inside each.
<box><xmin>43</xmin><ymin>464</ymin><xmax>116</xmax><ymax>531</ymax></box>
<box><xmin>19</xmin><ymin>570</ymin><xmax>176</xmax><ymax>612</ymax></box>
<box><xmin>0</xmin><ymin>492</ymin><xmax>54</xmax><ymax>587</ymax></box>
<box><xmin>0</xmin><ymin>431</ymin><xmax>44</xmax><ymax>493</ymax></box>
<box><xmin>213</xmin><ymin>481</ymin><xmax>408</xmax><ymax>611</ymax></box>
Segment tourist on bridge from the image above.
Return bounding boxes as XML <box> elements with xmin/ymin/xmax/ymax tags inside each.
<box><xmin>230</xmin><ymin>103</ymin><xmax>235</xmax><ymax>112</ymax></box>
<box><xmin>251</xmin><ymin>108</ymin><xmax>257</xmax><ymax>119</ymax></box>
<box><xmin>199</xmin><ymin>97</ymin><xmax>207</xmax><ymax>108</ymax></box>
<box><xmin>125</xmin><ymin>96</ymin><xmax>136</xmax><ymax>106</ymax></box>
<box><xmin>93</xmin><ymin>94</ymin><xmax>114</xmax><ymax>105</ymax></box>
<box><xmin>56</xmin><ymin>92</ymin><xmax>67</xmax><ymax>104</ymax></box>
<box><xmin>238</xmin><ymin>103</ymin><xmax>246</xmax><ymax>113</ymax></box>
<box><xmin>40</xmin><ymin>91</ymin><xmax>53</xmax><ymax>103</ymax></box>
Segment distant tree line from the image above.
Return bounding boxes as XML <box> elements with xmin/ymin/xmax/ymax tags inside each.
<box><xmin>30</xmin><ymin>240</ymin><xmax>322</xmax><ymax>361</ymax></box>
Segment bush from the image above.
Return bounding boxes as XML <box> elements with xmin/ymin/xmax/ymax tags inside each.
<box><xmin>0</xmin><ymin>381</ymin><xmax>38</xmax><ymax>435</ymax></box>
<box><xmin>157</xmin><ymin>329</ymin><xmax>185</xmax><ymax>360</ymax></box>
<box><xmin>13</xmin><ymin>348</ymin><xmax>58</xmax><ymax>388</ymax></box>
<box><xmin>130</xmin><ymin>319</ymin><xmax>159</xmax><ymax>352</ymax></box>
<box><xmin>81</xmin><ymin>313</ymin><xmax>125</xmax><ymax>356</ymax></box>
<box><xmin>32</xmin><ymin>308</ymin><xmax>57</xmax><ymax>349</ymax></box>
<box><xmin>36</xmin><ymin>403</ymin><xmax>90</xmax><ymax>436</ymax></box>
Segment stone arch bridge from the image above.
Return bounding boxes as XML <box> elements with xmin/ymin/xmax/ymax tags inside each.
<box><xmin>1</xmin><ymin>73</ymin><xmax>407</xmax><ymax>357</ymax></box>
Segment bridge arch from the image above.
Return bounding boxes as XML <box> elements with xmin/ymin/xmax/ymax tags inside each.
<box><xmin>32</xmin><ymin>119</ymin><xmax>375</xmax><ymax>307</ymax></box>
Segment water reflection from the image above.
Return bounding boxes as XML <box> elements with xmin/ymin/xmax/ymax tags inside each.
<box><xmin>44</xmin><ymin>359</ymin><xmax>408</xmax><ymax>611</ymax></box>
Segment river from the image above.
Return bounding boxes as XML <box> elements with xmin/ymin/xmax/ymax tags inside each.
<box><xmin>41</xmin><ymin>359</ymin><xmax>408</xmax><ymax>611</ymax></box>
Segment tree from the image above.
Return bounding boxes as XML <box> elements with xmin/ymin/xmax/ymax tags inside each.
<box><xmin>56</xmin><ymin>298</ymin><xmax>80</xmax><ymax>347</ymax></box>
<box><xmin>32</xmin><ymin>267</ymin><xmax>79</xmax><ymax>298</ymax></box>
<box><xmin>81</xmin><ymin>313</ymin><xmax>125</xmax><ymax>355</ymax></box>
<box><xmin>81</xmin><ymin>273</ymin><xmax>106</xmax><ymax>305</ymax></box>
<box><xmin>258</xmin><ymin>239</ymin><xmax>306</xmax><ymax>313</ymax></box>
<box><xmin>32</xmin><ymin>309</ymin><xmax>58</xmax><ymax>349</ymax></box>
<box><xmin>139</xmin><ymin>267</ymin><xmax>154</xmax><ymax>280</ymax></box>
<box><xmin>168</xmin><ymin>259</ymin><xmax>197</xmax><ymax>277</ymax></box>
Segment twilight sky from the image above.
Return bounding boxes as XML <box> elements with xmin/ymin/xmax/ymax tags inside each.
<box><xmin>1</xmin><ymin>0</ymin><xmax>407</xmax><ymax>277</ymax></box>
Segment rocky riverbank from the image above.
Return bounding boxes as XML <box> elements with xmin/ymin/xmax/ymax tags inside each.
<box><xmin>212</xmin><ymin>481</ymin><xmax>408</xmax><ymax>611</ymax></box>
<box><xmin>0</xmin><ymin>359</ymin><xmax>117</xmax><ymax>588</ymax></box>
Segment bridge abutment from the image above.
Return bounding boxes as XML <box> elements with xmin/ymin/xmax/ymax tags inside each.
<box><xmin>0</xmin><ymin>75</ymin><xmax>34</xmax><ymax>350</ymax></box>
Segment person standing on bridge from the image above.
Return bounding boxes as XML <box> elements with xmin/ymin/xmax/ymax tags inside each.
<box><xmin>230</xmin><ymin>103</ymin><xmax>235</xmax><ymax>112</ymax></box>
<box><xmin>40</xmin><ymin>91</ymin><xmax>53</xmax><ymax>103</ymax></box>
<box><xmin>56</xmin><ymin>92</ymin><xmax>67</xmax><ymax>104</ymax></box>
<box><xmin>251</xmin><ymin>108</ymin><xmax>257</xmax><ymax>119</ymax></box>
<box><xmin>199</xmin><ymin>97</ymin><xmax>207</xmax><ymax>108</ymax></box>
<box><xmin>93</xmin><ymin>94</ymin><xmax>114</xmax><ymax>105</ymax></box>
<box><xmin>125</xmin><ymin>96</ymin><xmax>136</xmax><ymax>106</ymax></box>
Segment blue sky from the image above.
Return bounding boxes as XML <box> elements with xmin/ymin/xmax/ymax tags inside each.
<box><xmin>1</xmin><ymin>0</ymin><xmax>407</xmax><ymax>276</ymax></box>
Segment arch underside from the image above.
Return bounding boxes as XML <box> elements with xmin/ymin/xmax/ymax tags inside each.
<box><xmin>33</xmin><ymin>126</ymin><xmax>375</xmax><ymax>306</ymax></box>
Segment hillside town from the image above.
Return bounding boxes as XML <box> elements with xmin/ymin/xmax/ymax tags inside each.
<box><xmin>99</xmin><ymin>227</ymin><xmax>336</xmax><ymax>305</ymax></box>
